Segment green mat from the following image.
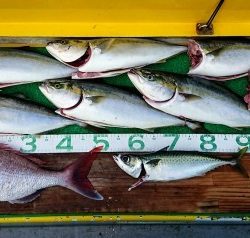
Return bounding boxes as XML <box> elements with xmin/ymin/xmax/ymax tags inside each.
<box><xmin>1</xmin><ymin>47</ymin><xmax>248</xmax><ymax>135</ymax></box>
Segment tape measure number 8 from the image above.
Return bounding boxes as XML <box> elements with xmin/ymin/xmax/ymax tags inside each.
<box><xmin>200</xmin><ymin>135</ymin><xmax>217</xmax><ymax>152</ymax></box>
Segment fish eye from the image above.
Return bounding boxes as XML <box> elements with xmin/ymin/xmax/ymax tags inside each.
<box><xmin>121</xmin><ymin>155</ymin><xmax>131</xmax><ymax>164</ymax></box>
<box><xmin>58</xmin><ymin>40</ymin><xmax>67</xmax><ymax>45</ymax></box>
<box><xmin>148</xmin><ymin>75</ymin><xmax>154</xmax><ymax>81</ymax></box>
<box><xmin>54</xmin><ymin>83</ymin><xmax>62</xmax><ymax>89</ymax></box>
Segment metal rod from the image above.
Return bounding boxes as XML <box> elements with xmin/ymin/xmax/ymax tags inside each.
<box><xmin>206</xmin><ymin>0</ymin><xmax>225</xmax><ymax>28</ymax></box>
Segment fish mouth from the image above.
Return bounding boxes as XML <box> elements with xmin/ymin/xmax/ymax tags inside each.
<box><xmin>187</xmin><ymin>40</ymin><xmax>204</xmax><ymax>69</ymax></box>
<box><xmin>128</xmin><ymin>69</ymin><xmax>145</xmax><ymax>83</ymax></box>
<box><xmin>64</xmin><ymin>45</ymin><xmax>92</xmax><ymax>68</ymax></box>
<box><xmin>128</xmin><ymin>69</ymin><xmax>150</xmax><ymax>97</ymax></box>
<box><xmin>39</xmin><ymin>82</ymin><xmax>50</xmax><ymax>94</ymax></box>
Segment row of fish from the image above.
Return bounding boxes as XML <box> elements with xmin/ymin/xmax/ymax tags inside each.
<box><xmin>37</xmin><ymin>73</ymin><xmax>250</xmax><ymax>129</ymax></box>
<box><xmin>0</xmin><ymin>143</ymin><xmax>248</xmax><ymax>204</ymax></box>
<box><xmin>0</xmin><ymin>37</ymin><xmax>250</xmax><ymax>88</ymax></box>
<box><xmin>1</xmin><ymin>69</ymin><xmax>250</xmax><ymax>134</ymax></box>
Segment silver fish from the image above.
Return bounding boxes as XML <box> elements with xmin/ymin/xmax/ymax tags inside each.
<box><xmin>46</xmin><ymin>38</ymin><xmax>187</xmax><ymax>79</ymax></box>
<box><xmin>38</xmin><ymin>81</ymin><xmax>199</xmax><ymax>130</ymax></box>
<box><xmin>128</xmin><ymin>69</ymin><xmax>250</xmax><ymax>128</ymax></box>
<box><xmin>0</xmin><ymin>49</ymin><xmax>76</xmax><ymax>88</ymax></box>
<box><xmin>187</xmin><ymin>39</ymin><xmax>250</xmax><ymax>80</ymax></box>
<box><xmin>0</xmin><ymin>96</ymin><xmax>86</xmax><ymax>134</ymax></box>
<box><xmin>113</xmin><ymin>147</ymin><xmax>247</xmax><ymax>190</ymax></box>
<box><xmin>0</xmin><ymin>145</ymin><xmax>103</xmax><ymax>203</ymax></box>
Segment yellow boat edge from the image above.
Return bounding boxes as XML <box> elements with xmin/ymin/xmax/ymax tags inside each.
<box><xmin>0</xmin><ymin>214</ymin><xmax>249</xmax><ymax>224</ymax></box>
<box><xmin>0</xmin><ymin>0</ymin><xmax>249</xmax><ymax>36</ymax></box>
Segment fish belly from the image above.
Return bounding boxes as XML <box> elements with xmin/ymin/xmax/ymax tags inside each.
<box><xmin>145</xmin><ymin>159</ymin><xmax>230</xmax><ymax>181</ymax></box>
<box><xmin>0</xmin><ymin>107</ymin><xmax>74</xmax><ymax>134</ymax></box>
<box><xmin>62</xmin><ymin>97</ymin><xmax>184</xmax><ymax>129</ymax></box>
<box><xmin>152</xmin><ymin>98</ymin><xmax>250</xmax><ymax>128</ymax></box>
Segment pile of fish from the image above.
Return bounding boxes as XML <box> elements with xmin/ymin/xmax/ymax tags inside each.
<box><xmin>0</xmin><ymin>37</ymin><xmax>249</xmax><ymax>204</ymax></box>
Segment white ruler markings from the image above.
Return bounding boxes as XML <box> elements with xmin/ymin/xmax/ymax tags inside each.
<box><xmin>0</xmin><ymin>134</ymin><xmax>248</xmax><ymax>153</ymax></box>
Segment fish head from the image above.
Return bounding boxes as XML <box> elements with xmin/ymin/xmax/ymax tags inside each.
<box><xmin>39</xmin><ymin>80</ymin><xmax>82</xmax><ymax>109</ymax></box>
<box><xmin>113</xmin><ymin>154</ymin><xmax>143</xmax><ymax>178</ymax></box>
<box><xmin>46</xmin><ymin>40</ymin><xmax>90</xmax><ymax>67</ymax></box>
<box><xmin>128</xmin><ymin>69</ymin><xmax>177</xmax><ymax>102</ymax></box>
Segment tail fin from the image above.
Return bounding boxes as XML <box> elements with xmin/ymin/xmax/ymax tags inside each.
<box><xmin>62</xmin><ymin>146</ymin><xmax>104</xmax><ymax>200</ymax></box>
<box><xmin>234</xmin><ymin>147</ymin><xmax>249</xmax><ymax>177</ymax></box>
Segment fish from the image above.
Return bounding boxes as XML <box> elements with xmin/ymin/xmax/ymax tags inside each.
<box><xmin>46</xmin><ymin>38</ymin><xmax>187</xmax><ymax>79</ymax></box>
<box><xmin>187</xmin><ymin>39</ymin><xmax>250</xmax><ymax>80</ymax></box>
<box><xmin>0</xmin><ymin>49</ymin><xmax>76</xmax><ymax>88</ymax></box>
<box><xmin>38</xmin><ymin>80</ymin><xmax>199</xmax><ymax>130</ymax></box>
<box><xmin>0</xmin><ymin>96</ymin><xmax>86</xmax><ymax>134</ymax></box>
<box><xmin>0</xmin><ymin>144</ymin><xmax>103</xmax><ymax>203</ymax></box>
<box><xmin>128</xmin><ymin>69</ymin><xmax>250</xmax><ymax>128</ymax></box>
<box><xmin>113</xmin><ymin>147</ymin><xmax>248</xmax><ymax>190</ymax></box>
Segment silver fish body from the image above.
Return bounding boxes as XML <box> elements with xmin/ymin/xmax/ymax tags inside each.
<box><xmin>46</xmin><ymin>38</ymin><xmax>187</xmax><ymax>78</ymax></box>
<box><xmin>113</xmin><ymin>148</ymin><xmax>247</xmax><ymax>190</ymax></box>
<box><xmin>128</xmin><ymin>69</ymin><xmax>250</xmax><ymax>128</ymax></box>
<box><xmin>0</xmin><ymin>96</ymin><xmax>85</xmax><ymax>134</ymax></box>
<box><xmin>0</xmin><ymin>146</ymin><xmax>103</xmax><ymax>203</ymax></box>
<box><xmin>39</xmin><ymin>81</ymin><xmax>198</xmax><ymax>130</ymax></box>
<box><xmin>114</xmin><ymin>153</ymin><xmax>236</xmax><ymax>181</ymax></box>
<box><xmin>188</xmin><ymin>40</ymin><xmax>250</xmax><ymax>80</ymax></box>
<box><xmin>0</xmin><ymin>49</ymin><xmax>76</xmax><ymax>87</ymax></box>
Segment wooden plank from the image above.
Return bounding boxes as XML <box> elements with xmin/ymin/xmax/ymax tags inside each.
<box><xmin>0</xmin><ymin>153</ymin><xmax>250</xmax><ymax>214</ymax></box>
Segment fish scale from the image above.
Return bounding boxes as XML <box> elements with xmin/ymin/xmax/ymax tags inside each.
<box><xmin>143</xmin><ymin>153</ymin><xmax>235</xmax><ymax>181</ymax></box>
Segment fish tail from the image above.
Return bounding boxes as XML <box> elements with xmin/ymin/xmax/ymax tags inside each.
<box><xmin>233</xmin><ymin>147</ymin><xmax>249</xmax><ymax>177</ymax></box>
<box><xmin>62</xmin><ymin>146</ymin><xmax>104</xmax><ymax>200</ymax></box>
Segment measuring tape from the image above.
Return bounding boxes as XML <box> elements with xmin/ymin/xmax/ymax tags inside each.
<box><xmin>0</xmin><ymin>133</ymin><xmax>249</xmax><ymax>153</ymax></box>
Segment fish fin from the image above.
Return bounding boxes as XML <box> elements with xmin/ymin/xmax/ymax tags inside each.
<box><xmin>87</xmin><ymin>96</ymin><xmax>106</xmax><ymax>104</ymax></box>
<box><xmin>234</xmin><ymin>147</ymin><xmax>249</xmax><ymax>178</ymax></box>
<box><xmin>179</xmin><ymin>93</ymin><xmax>202</xmax><ymax>102</ymax></box>
<box><xmin>143</xmin><ymin>128</ymin><xmax>155</xmax><ymax>133</ymax></box>
<box><xmin>25</xmin><ymin>156</ymin><xmax>46</xmax><ymax>166</ymax></box>
<box><xmin>76</xmin><ymin>120</ymin><xmax>110</xmax><ymax>129</ymax></box>
<box><xmin>0</xmin><ymin>143</ymin><xmax>46</xmax><ymax>166</ymax></box>
<box><xmin>72</xmin><ymin>68</ymin><xmax>130</xmax><ymax>79</ymax></box>
<box><xmin>188</xmin><ymin>73</ymin><xmax>248</xmax><ymax>81</ymax></box>
<box><xmin>145</xmin><ymin>159</ymin><xmax>161</xmax><ymax>167</ymax></box>
<box><xmin>9</xmin><ymin>189</ymin><xmax>43</xmax><ymax>204</ymax></box>
<box><xmin>55</xmin><ymin>109</ymin><xmax>87</xmax><ymax>128</ymax></box>
<box><xmin>155</xmin><ymin>58</ymin><xmax>167</xmax><ymax>64</ymax></box>
<box><xmin>63</xmin><ymin>146</ymin><xmax>104</xmax><ymax>200</ymax></box>
<box><xmin>128</xmin><ymin>175</ymin><xmax>149</xmax><ymax>191</ymax></box>
<box><xmin>233</xmin><ymin>127</ymin><xmax>243</xmax><ymax>131</ymax></box>
<box><xmin>185</xmin><ymin>121</ymin><xmax>202</xmax><ymax>131</ymax></box>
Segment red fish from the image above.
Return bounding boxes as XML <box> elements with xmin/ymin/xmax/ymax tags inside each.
<box><xmin>0</xmin><ymin>144</ymin><xmax>103</xmax><ymax>204</ymax></box>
